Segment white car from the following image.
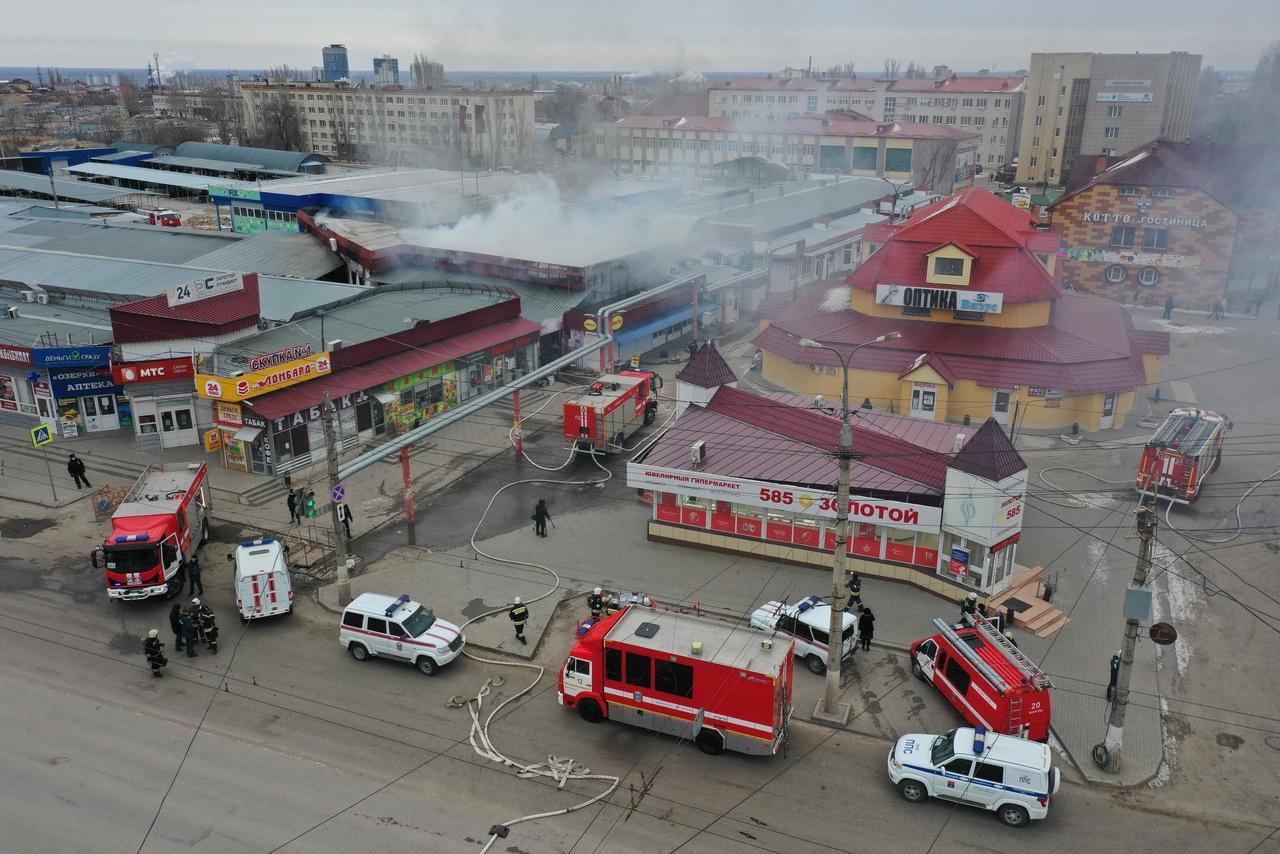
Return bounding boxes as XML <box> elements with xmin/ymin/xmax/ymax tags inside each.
<box><xmin>888</xmin><ymin>727</ymin><xmax>1061</xmax><ymax>827</ymax></box>
<box><xmin>749</xmin><ymin>596</ymin><xmax>857</xmax><ymax>674</ymax></box>
<box><xmin>339</xmin><ymin>593</ymin><xmax>465</xmax><ymax>675</ymax></box>
<box><xmin>229</xmin><ymin>537</ymin><xmax>293</xmax><ymax>622</ymax></box>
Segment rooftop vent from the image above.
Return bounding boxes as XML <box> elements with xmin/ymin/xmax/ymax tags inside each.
<box><xmin>634</xmin><ymin>622</ymin><xmax>660</xmax><ymax>639</ymax></box>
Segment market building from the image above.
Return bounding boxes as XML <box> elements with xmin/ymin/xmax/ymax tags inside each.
<box><xmin>753</xmin><ymin>186</ymin><xmax>1170</xmax><ymax>431</ymax></box>
<box><xmin>629</xmin><ymin>347</ymin><xmax>1031</xmax><ymax>598</ymax></box>
<box><xmin>1050</xmin><ymin>139</ymin><xmax>1280</xmax><ymax>311</ymax></box>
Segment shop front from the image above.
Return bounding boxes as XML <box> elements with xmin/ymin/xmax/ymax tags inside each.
<box><xmin>0</xmin><ymin>344</ymin><xmax>56</xmax><ymax>427</ymax></box>
<box><xmin>940</xmin><ymin>466</ymin><xmax>1027</xmax><ymax>595</ymax></box>
<box><xmin>35</xmin><ymin>346</ymin><xmax>129</xmax><ymax>437</ymax></box>
<box><xmin>112</xmin><ymin>357</ymin><xmax>200</xmax><ymax>450</ymax></box>
<box><xmin>211</xmin><ymin>400</ymin><xmax>272</xmax><ymax>474</ymax></box>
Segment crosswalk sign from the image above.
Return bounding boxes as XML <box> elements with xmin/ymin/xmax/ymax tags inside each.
<box><xmin>31</xmin><ymin>424</ymin><xmax>53</xmax><ymax>448</ymax></box>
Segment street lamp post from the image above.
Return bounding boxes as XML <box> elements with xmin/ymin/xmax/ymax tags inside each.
<box><xmin>801</xmin><ymin>331</ymin><xmax>901</xmax><ymax>724</ymax></box>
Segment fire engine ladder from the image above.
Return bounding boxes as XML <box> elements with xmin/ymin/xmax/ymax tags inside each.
<box><xmin>969</xmin><ymin>613</ymin><xmax>1053</xmax><ymax>690</ymax></box>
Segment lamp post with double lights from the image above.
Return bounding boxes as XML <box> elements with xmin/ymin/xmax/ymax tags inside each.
<box><xmin>800</xmin><ymin>331</ymin><xmax>902</xmax><ymax>723</ymax></box>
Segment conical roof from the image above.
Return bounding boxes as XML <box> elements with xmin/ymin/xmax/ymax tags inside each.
<box><xmin>676</xmin><ymin>343</ymin><xmax>738</xmax><ymax>389</ymax></box>
<box><xmin>950</xmin><ymin>417</ymin><xmax>1026</xmax><ymax>481</ymax></box>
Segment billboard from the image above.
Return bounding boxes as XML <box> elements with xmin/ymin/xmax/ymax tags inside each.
<box><xmin>942</xmin><ymin>467</ymin><xmax>1027</xmax><ymax>546</ymax></box>
<box><xmin>876</xmin><ymin>284</ymin><xmax>1004</xmax><ymax>314</ymax></box>
<box><xmin>167</xmin><ymin>271</ymin><xmax>247</xmax><ymax>308</ymax></box>
<box><xmin>195</xmin><ymin>352</ymin><xmax>332</xmax><ymax>402</ymax></box>
<box><xmin>1096</xmin><ymin>92</ymin><xmax>1153</xmax><ymax>102</ymax></box>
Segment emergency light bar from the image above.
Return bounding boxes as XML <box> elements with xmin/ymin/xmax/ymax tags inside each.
<box><xmin>114</xmin><ymin>533</ymin><xmax>151</xmax><ymax>543</ymax></box>
<box><xmin>973</xmin><ymin>727</ymin><xmax>987</xmax><ymax>754</ymax></box>
<box><xmin>240</xmin><ymin>537</ymin><xmax>276</xmax><ymax>547</ymax></box>
<box><xmin>385</xmin><ymin>594</ymin><xmax>411</xmax><ymax>617</ymax></box>
<box><xmin>795</xmin><ymin>596</ymin><xmax>823</xmax><ymax>614</ymax></box>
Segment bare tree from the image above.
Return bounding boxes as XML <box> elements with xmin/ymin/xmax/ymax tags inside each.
<box><xmin>904</xmin><ymin>61</ymin><xmax>928</xmax><ymax>79</ymax></box>
<box><xmin>913</xmin><ymin>139</ymin><xmax>960</xmax><ymax>193</ymax></box>
<box><xmin>883</xmin><ymin>58</ymin><xmax>901</xmax><ymax>79</ymax></box>
<box><xmin>823</xmin><ymin>61</ymin><xmax>857</xmax><ymax>78</ymax></box>
<box><xmin>198</xmin><ymin>83</ymin><xmax>243</xmax><ymax>144</ymax></box>
<box><xmin>410</xmin><ymin>55</ymin><xmax>445</xmax><ymax>89</ymax></box>
<box><xmin>255</xmin><ymin>94</ymin><xmax>304</xmax><ymax>151</ymax></box>
<box><xmin>1244</xmin><ymin>41</ymin><xmax>1280</xmax><ymax>142</ymax></box>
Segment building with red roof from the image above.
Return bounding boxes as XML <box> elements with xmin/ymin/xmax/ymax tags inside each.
<box><xmin>753</xmin><ymin>187</ymin><xmax>1168</xmax><ymax>431</ymax></box>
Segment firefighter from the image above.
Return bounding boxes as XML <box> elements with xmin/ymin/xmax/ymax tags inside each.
<box><xmin>1004</xmin><ymin>630</ymin><xmax>1018</xmax><ymax>649</ymax></box>
<box><xmin>960</xmin><ymin>592</ymin><xmax>978</xmax><ymax>622</ymax></box>
<box><xmin>1107</xmin><ymin>650</ymin><xmax>1121</xmax><ymax>701</ymax></box>
<box><xmin>845</xmin><ymin>571</ymin><xmax>863</xmax><ymax>612</ymax></box>
<box><xmin>588</xmin><ymin>587</ymin><xmax>604</xmax><ymax>619</ymax></box>
<box><xmin>532</xmin><ymin>498</ymin><xmax>551</xmax><ymax>538</ymax></box>
<box><xmin>190</xmin><ymin>599</ymin><xmax>207</xmax><ymax>644</ymax></box>
<box><xmin>187</xmin><ymin>554</ymin><xmax>204</xmax><ymax>596</ymax></box>
<box><xmin>144</xmin><ymin>629</ymin><xmax>167</xmax><ymax>677</ymax></box>
<box><xmin>509</xmin><ymin>597</ymin><xmax>529</xmax><ymax>644</ymax></box>
<box><xmin>198</xmin><ymin>605</ymin><xmax>219</xmax><ymax>654</ymax></box>
<box><xmin>178</xmin><ymin>606</ymin><xmax>198</xmax><ymax>657</ymax></box>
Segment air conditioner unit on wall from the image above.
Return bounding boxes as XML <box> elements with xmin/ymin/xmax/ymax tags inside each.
<box><xmin>19</xmin><ymin>290</ymin><xmax>34</xmax><ymax>302</ymax></box>
<box><xmin>35</xmin><ymin>293</ymin><xmax>49</xmax><ymax>305</ymax></box>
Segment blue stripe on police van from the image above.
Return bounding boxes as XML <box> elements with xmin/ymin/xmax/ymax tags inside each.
<box><xmin>902</xmin><ymin>763</ymin><xmax>1048</xmax><ymax>799</ymax></box>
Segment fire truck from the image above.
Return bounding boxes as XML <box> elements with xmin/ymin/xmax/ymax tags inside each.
<box><xmin>559</xmin><ymin>605</ymin><xmax>794</xmax><ymax>756</ymax></box>
<box><xmin>910</xmin><ymin>615</ymin><xmax>1053</xmax><ymax>742</ymax></box>
<box><xmin>144</xmin><ymin>209</ymin><xmax>182</xmax><ymax>228</ymax></box>
<box><xmin>1136</xmin><ymin>407</ymin><xmax>1229</xmax><ymax>504</ymax></box>
<box><xmin>562</xmin><ymin>371</ymin><xmax>661</xmax><ymax>453</ymax></box>
<box><xmin>91</xmin><ymin>462</ymin><xmax>212</xmax><ymax>601</ymax></box>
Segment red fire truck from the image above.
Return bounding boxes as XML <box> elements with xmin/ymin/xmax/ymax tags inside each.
<box><xmin>1136</xmin><ymin>407</ymin><xmax>1229</xmax><ymax>504</ymax></box>
<box><xmin>91</xmin><ymin>463</ymin><xmax>212</xmax><ymax>601</ymax></box>
<box><xmin>562</xmin><ymin>371</ymin><xmax>661</xmax><ymax>453</ymax></box>
<box><xmin>559</xmin><ymin>605</ymin><xmax>794</xmax><ymax>756</ymax></box>
<box><xmin>144</xmin><ymin>209</ymin><xmax>182</xmax><ymax>227</ymax></box>
<box><xmin>910</xmin><ymin>615</ymin><xmax>1053</xmax><ymax>742</ymax></box>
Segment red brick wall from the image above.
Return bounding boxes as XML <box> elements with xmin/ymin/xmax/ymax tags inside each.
<box><xmin>1050</xmin><ymin>185</ymin><xmax>1238</xmax><ymax>311</ymax></box>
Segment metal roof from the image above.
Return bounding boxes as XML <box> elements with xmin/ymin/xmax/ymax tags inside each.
<box><xmin>67</xmin><ymin>162</ymin><xmax>254</xmax><ymax>192</ymax></box>
<box><xmin>92</xmin><ymin>150</ymin><xmax>154</xmax><ymax>163</ymax></box>
<box><xmin>0</xmin><ymin>246</ymin><xmax>362</xmax><ymax>322</ymax></box>
<box><xmin>185</xmin><ymin>231</ymin><xmax>342</xmax><ymax>280</ymax></box>
<box><xmin>0</xmin><ymin>299</ymin><xmax>115</xmax><ymax>349</ymax></box>
<box><xmin>0</xmin><ymin>169</ymin><xmax>151</xmax><ymax>204</ymax></box>
<box><xmin>148</xmin><ymin>154</ymin><xmax>301</xmax><ymax>176</ymax></box>
<box><xmin>678</xmin><ymin>178</ymin><xmax>887</xmax><ymax>235</ymax></box>
<box><xmin>372</xmin><ymin>268</ymin><xmax>590</xmax><ymax>328</ymax></box>
<box><xmin>174</xmin><ymin>141</ymin><xmax>328</xmax><ymax>173</ymax></box>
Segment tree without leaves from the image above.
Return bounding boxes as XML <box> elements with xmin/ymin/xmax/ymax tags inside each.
<box><xmin>883</xmin><ymin>58</ymin><xmax>901</xmax><ymax>78</ymax></box>
<box><xmin>1245</xmin><ymin>41</ymin><xmax>1280</xmax><ymax>143</ymax></box>
<box><xmin>254</xmin><ymin>94</ymin><xmax>304</xmax><ymax>151</ymax></box>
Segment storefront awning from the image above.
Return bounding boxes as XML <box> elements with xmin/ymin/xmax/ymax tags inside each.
<box><xmin>372</xmin><ymin>391</ymin><xmax>398</xmax><ymax>406</ymax></box>
<box><xmin>232</xmin><ymin>425</ymin><xmax>263</xmax><ymax>442</ymax></box>
<box><xmin>247</xmin><ymin>317</ymin><xmax>541</xmax><ymax>421</ymax></box>
<box><xmin>615</xmin><ymin>300</ymin><xmax>718</xmax><ymax>345</ymax></box>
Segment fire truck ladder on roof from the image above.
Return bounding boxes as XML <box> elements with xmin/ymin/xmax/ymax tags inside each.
<box><xmin>969</xmin><ymin>613</ymin><xmax>1053</xmax><ymax>690</ymax></box>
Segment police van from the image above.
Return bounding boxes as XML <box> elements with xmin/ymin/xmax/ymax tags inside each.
<box><xmin>888</xmin><ymin>726</ymin><xmax>1061</xmax><ymax>827</ymax></box>
<box><xmin>749</xmin><ymin>596</ymin><xmax>857</xmax><ymax>674</ymax></box>
<box><xmin>228</xmin><ymin>537</ymin><xmax>293</xmax><ymax>622</ymax></box>
<box><xmin>339</xmin><ymin>593</ymin><xmax>465</xmax><ymax>675</ymax></box>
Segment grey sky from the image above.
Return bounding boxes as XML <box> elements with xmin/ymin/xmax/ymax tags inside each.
<box><xmin>3</xmin><ymin>0</ymin><xmax>1274</xmax><ymax>72</ymax></box>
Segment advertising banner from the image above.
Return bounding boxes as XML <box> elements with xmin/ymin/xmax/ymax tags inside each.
<box><xmin>195</xmin><ymin>352</ymin><xmax>331</xmax><ymax>402</ymax></box>
<box><xmin>33</xmin><ymin>346</ymin><xmax>112</xmax><ymax>368</ymax></box>
<box><xmin>942</xmin><ymin>467</ymin><xmax>1027</xmax><ymax>546</ymax></box>
<box><xmin>112</xmin><ymin>357</ymin><xmax>195</xmax><ymax>385</ymax></box>
<box><xmin>626</xmin><ymin>462</ymin><xmax>941</xmax><ymax>532</ymax></box>
<box><xmin>50</xmin><ymin>367</ymin><xmax>121</xmax><ymax>398</ymax></box>
<box><xmin>876</xmin><ymin>284</ymin><xmax>1003</xmax><ymax>314</ymax></box>
<box><xmin>0</xmin><ymin>344</ymin><xmax>33</xmax><ymax>366</ymax></box>
<box><xmin>166</xmin><ymin>271</ymin><xmax>247</xmax><ymax>309</ymax></box>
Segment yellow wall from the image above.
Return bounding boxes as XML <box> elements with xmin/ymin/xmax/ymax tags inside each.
<box><xmin>762</xmin><ymin>351</ymin><xmax>901</xmax><ymax>408</ymax></box>
<box><xmin>897</xmin><ymin>366</ymin><xmax>952</xmax><ymax>418</ymax></box>
<box><xmin>924</xmin><ymin>244</ymin><xmax>974</xmax><ymax>286</ymax></box>
<box><xmin>851</xmin><ymin>288</ymin><xmax>1052</xmax><ymax>328</ymax></box>
<box><xmin>1142</xmin><ymin>353</ymin><xmax>1163</xmax><ymax>385</ymax></box>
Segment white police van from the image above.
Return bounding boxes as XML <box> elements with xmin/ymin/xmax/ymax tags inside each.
<box><xmin>888</xmin><ymin>726</ymin><xmax>1061</xmax><ymax>827</ymax></box>
<box><xmin>749</xmin><ymin>596</ymin><xmax>857</xmax><ymax>674</ymax></box>
<box><xmin>339</xmin><ymin>593</ymin><xmax>465</xmax><ymax>675</ymax></box>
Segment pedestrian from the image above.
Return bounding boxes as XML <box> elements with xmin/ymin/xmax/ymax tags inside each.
<box><xmin>168</xmin><ymin>602</ymin><xmax>185</xmax><ymax>651</ymax></box>
<box><xmin>287</xmin><ymin>489</ymin><xmax>300</xmax><ymax>525</ymax></box>
<box><xmin>845</xmin><ymin>571</ymin><xmax>863</xmax><ymax>612</ymax></box>
<box><xmin>1162</xmin><ymin>294</ymin><xmax>1174</xmax><ymax>319</ymax></box>
<box><xmin>67</xmin><ymin>453</ymin><xmax>91</xmax><ymax>489</ymax></box>
<box><xmin>178</xmin><ymin>607</ymin><xmax>198</xmax><ymax>657</ymax></box>
<box><xmin>143</xmin><ymin>629</ymin><xmax>167</xmax><ymax>677</ymax></box>
<box><xmin>337</xmin><ymin>502</ymin><xmax>354</xmax><ymax>539</ymax></box>
<box><xmin>857</xmin><ymin>608</ymin><xmax>875</xmax><ymax>652</ymax></box>
<box><xmin>687</xmin><ymin>340</ymin><xmax>699</xmax><ymax>360</ymax></box>
<box><xmin>1107</xmin><ymin>650</ymin><xmax>1121</xmax><ymax>701</ymax></box>
<box><xmin>532</xmin><ymin>498</ymin><xmax>551</xmax><ymax>538</ymax></box>
<box><xmin>509</xmin><ymin>596</ymin><xmax>529</xmax><ymax>645</ymax></box>
<box><xmin>187</xmin><ymin>554</ymin><xmax>204</xmax><ymax>596</ymax></box>
<box><xmin>1004</xmin><ymin>629</ymin><xmax>1018</xmax><ymax>649</ymax></box>
<box><xmin>587</xmin><ymin>586</ymin><xmax>604</xmax><ymax>619</ymax></box>
<box><xmin>960</xmin><ymin>592</ymin><xmax>977</xmax><ymax>622</ymax></box>
<box><xmin>198</xmin><ymin>605</ymin><xmax>219</xmax><ymax>654</ymax></box>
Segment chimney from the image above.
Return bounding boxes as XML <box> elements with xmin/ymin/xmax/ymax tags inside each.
<box><xmin>953</xmin><ymin>433</ymin><xmax>966</xmax><ymax>453</ymax></box>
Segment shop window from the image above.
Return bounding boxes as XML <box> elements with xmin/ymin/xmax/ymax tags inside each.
<box><xmin>886</xmin><ymin>528</ymin><xmax>916</xmax><ymax>563</ymax></box>
<box><xmin>138</xmin><ymin>414</ymin><xmax>158</xmax><ymax>435</ymax></box>
<box><xmin>915</xmin><ymin>531</ymin><xmax>940</xmax><ymax>566</ymax></box>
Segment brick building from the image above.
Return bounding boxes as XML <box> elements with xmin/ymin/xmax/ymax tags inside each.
<box><xmin>1050</xmin><ymin>140</ymin><xmax>1280</xmax><ymax>310</ymax></box>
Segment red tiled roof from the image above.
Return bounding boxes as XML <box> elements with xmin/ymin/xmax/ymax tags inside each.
<box><xmin>612</xmin><ymin>114</ymin><xmax>979</xmax><ymax>141</ymax></box>
<box><xmin>899</xmin><ymin>352</ymin><xmax>957</xmax><ymax>386</ymax></box>
<box><xmin>248</xmin><ymin>317</ymin><xmax>539</xmax><ymax>420</ymax></box>
<box><xmin>636</xmin><ymin>91</ymin><xmax>709</xmax><ymax>117</ymax></box>
<box><xmin>676</xmin><ymin>343</ymin><xmax>738</xmax><ymax>389</ymax></box>
<box><xmin>1130</xmin><ymin>329</ymin><xmax>1170</xmax><ymax>356</ymax></box>
<box><xmin>111</xmin><ymin>273</ymin><xmax>261</xmax><ymax>324</ymax></box>
<box><xmin>949</xmin><ymin>418</ymin><xmax>1026</xmax><ymax>481</ymax></box>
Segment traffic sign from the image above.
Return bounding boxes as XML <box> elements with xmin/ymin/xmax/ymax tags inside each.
<box><xmin>30</xmin><ymin>424</ymin><xmax>53</xmax><ymax>448</ymax></box>
<box><xmin>630</xmin><ymin>354</ymin><xmax>641</xmax><ymax>369</ymax></box>
<box><xmin>1148</xmin><ymin>622</ymin><xmax>1178</xmax><ymax>645</ymax></box>
<box><xmin>331</xmin><ymin>484</ymin><xmax>346</xmax><ymax>504</ymax></box>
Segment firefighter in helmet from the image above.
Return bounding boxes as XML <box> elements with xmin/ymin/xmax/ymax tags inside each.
<box><xmin>588</xmin><ymin>587</ymin><xmax>605</xmax><ymax>619</ymax></box>
<box><xmin>845</xmin><ymin>571</ymin><xmax>863</xmax><ymax>612</ymax></box>
<box><xmin>509</xmin><ymin>597</ymin><xmax>529</xmax><ymax>645</ymax></box>
<box><xmin>196</xmin><ymin>601</ymin><xmax>219</xmax><ymax>654</ymax></box>
<box><xmin>143</xmin><ymin>629</ymin><xmax>167</xmax><ymax>677</ymax></box>
<box><xmin>960</xmin><ymin>592</ymin><xmax>978</xmax><ymax>622</ymax></box>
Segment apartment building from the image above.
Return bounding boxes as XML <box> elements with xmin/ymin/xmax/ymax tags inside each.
<box><xmin>240</xmin><ymin>81</ymin><xmax>536</xmax><ymax>166</ymax></box>
<box><xmin>708</xmin><ymin>76</ymin><xmax>884</xmax><ymax>119</ymax></box>
<box><xmin>1015</xmin><ymin>52</ymin><xmax>1201</xmax><ymax>186</ymax></box>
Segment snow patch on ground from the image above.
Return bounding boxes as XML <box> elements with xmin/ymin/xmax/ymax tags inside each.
<box><xmin>1086</xmin><ymin>536</ymin><xmax>1116</xmax><ymax>583</ymax></box>
<box><xmin>1148</xmin><ymin>698</ymin><xmax>1176</xmax><ymax>788</ymax></box>
<box><xmin>820</xmin><ymin>286</ymin><xmax>852</xmax><ymax>313</ymax></box>
<box><xmin>1149</xmin><ymin>541</ymin><xmax>1200</xmax><ymax>679</ymax></box>
<box><xmin>1074</xmin><ymin>491</ymin><xmax>1123</xmax><ymax>510</ymax></box>
<box><xmin>1148</xmin><ymin>318</ymin><xmax>1232</xmax><ymax>335</ymax></box>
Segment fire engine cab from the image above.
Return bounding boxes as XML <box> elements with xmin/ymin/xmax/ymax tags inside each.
<box><xmin>559</xmin><ymin>605</ymin><xmax>794</xmax><ymax>756</ymax></box>
<box><xmin>1136</xmin><ymin>407</ymin><xmax>1229</xmax><ymax>504</ymax></box>
<box><xmin>563</xmin><ymin>371</ymin><xmax>661</xmax><ymax>453</ymax></box>
<box><xmin>910</xmin><ymin>615</ymin><xmax>1053</xmax><ymax>742</ymax></box>
<box><xmin>92</xmin><ymin>462</ymin><xmax>211</xmax><ymax>601</ymax></box>
<box><xmin>144</xmin><ymin>209</ymin><xmax>182</xmax><ymax>227</ymax></box>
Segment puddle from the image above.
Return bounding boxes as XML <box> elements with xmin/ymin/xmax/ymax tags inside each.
<box><xmin>0</xmin><ymin>517</ymin><xmax>50</xmax><ymax>539</ymax></box>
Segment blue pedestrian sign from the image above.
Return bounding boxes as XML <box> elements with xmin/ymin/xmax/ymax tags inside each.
<box><xmin>331</xmin><ymin>484</ymin><xmax>346</xmax><ymax>504</ymax></box>
<box><xmin>31</xmin><ymin>424</ymin><xmax>53</xmax><ymax>448</ymax></box>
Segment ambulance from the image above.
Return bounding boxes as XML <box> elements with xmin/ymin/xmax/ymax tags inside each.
<box><xmin>559</xmin><ymin>605</ymin><xmax>794</xmax><ymax>756</ymax></box>
<box><xmin>228</xmin><ymin>537</ymin><xmax>294</xmax><ymax>622</ymax></box>
<box><xmin>749</xmin><ymin>596</ymin><xmax>858</xmax><ymax>674</ymax></box>
<box><xmin>910</xmin><ymin>615</ymin><xmax>1053</xmax><ymax>742</ymax></box>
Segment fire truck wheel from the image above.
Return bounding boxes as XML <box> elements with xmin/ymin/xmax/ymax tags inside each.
<box><xmin>911</xmin><ymin>660</ymin><xmax>925</xmax><ymax>680</ymax></box>
<box><xmin>200</xmin><ymin>520</ymin><xmax>210</xmax><ymax>546</ymax></box>
<box><xmin>897</xmin><ymin>779</ymin><xmax>928</xmax><ymax>803</ymax></box>
<box><xmin>416</xmin><ymin>656</ymin><xmax>439</xmax><ymax>676</ymax></box>
<box><xmin>165</xmin><ymin>568</ymin><xmax>187</xmax><ymax>600</ymax></box>
<box><xmin>577</xmin><ymin>699</ymin><xmax>603</xmax><ymax>723</ymax></box>
<box><xmin>348</xmin><ymin>642</ymin><xmax>370</xmax><ymax>662</ymax></box>
<box><xmin>997</xmin><ymin>804</ymin><xmax>1030</xmax><ymax>828</ymax></box>
<box><xmin>695</xmin><ymin>728</ymin><xmax>725</xmax><ymax>755</ymax></box>
<box><xmin>805</xmin><ymin>654</ymin><xmax>826</xmax><ymax>675</ymax></box>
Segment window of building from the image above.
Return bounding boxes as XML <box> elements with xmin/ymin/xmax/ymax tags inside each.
<box><xmin>1101</xmin><ymin>147</ymin><xmax>1116</xmax><ymax>156</ymax></box>
<box><xmin>1108</xmin><ymin>105</ymin><xmax>1123</xmax><ymax>118</ymax></box>
<box><xmin>934</xmin><ymin>257</ymin><xmax>965</xmax><ymax>277</ymax></box>
<box><xmin>1118</xmin><ymin>186</ymin><xmax>1142</xmax><ymax>196</ymax></box>
<box><xmin>884</xmin><ymin>148</ymin><xmax>912</xmax><ymax>172</ymax></box>
<box><xmin>1057</xmin><ymin>106</ymin><xmax>1064</xmax><ymax>116</ymax></box>
<box><xmin>962</xmin><ymin>98</ymin><xmax>973</xmax><ymax>108</ymax></box>
<box><xmin>1037</xmin><ymin>95</ymin><xmax>1046</xmax><ymax>106</ymax></box>
<box><xmin>1032</xmin><ymin>135</ymin><xmax>1040</xmax><ymax>147</ymax></box>
<box><xmin>1105</xmin><ymin>264</ymin><xmax>1128</xmax><ymax>283</ymax></box>
<box><xmin>1034</xmin><ymin>116</ymin><xmax>1043</xmax><ymax>127</ymax></box>
<box><xmin>1138</xmin><ymin>266</ymin><xmax>1161</xmax><ymax>286</ymax></box>
<box><xmin>1105</xmin><ymin>126</ymin><xmax>1121</xmax><ymax>139</ymax></box>
<box><xmin>1110</xmin><ymin>226</ymin><xmax>1136</xmax><ymax>247</ymax></box>
<box><xmin>976</xmin><ymin>98</ymin><xmax>987</xmax><ymax>108</ymax></box>
<box><xmin>1143</xmin><ymin>229</ymin><xmax>1168</xmax><ymax>250</ymax></box>
<box><xmin>1151</xmin><ymin>187</ymin><xmax>1176</xmax><ymax>198</ymax></box>
<box><xmin>1029</xmin><ymin>156</ymin><xmax>1038</xmax><ymax>167</ymax></box>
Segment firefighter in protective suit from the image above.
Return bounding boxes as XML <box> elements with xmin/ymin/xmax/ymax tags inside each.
<box><xmin>196</xmin><ymin>603</ymin><xmax>219</xmax><ymax>654</ymax></box>
<box><xmin>587</xmin><ymin>587</ymin><xmax>605</xmax><ymax>619</ymax></box>
<box><xmin>509</xmin><ymin>597</ymin><xmax>529</xmax><ymax>644</ymax></box>
<box><xmin>144</xmin><ymin>629</ymin><xmax>167</xmax><ymax>677</ymax></box>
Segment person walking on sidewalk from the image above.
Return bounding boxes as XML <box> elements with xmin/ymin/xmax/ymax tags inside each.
<box><xmin>287</xmin><ymin>489</ymin><xmax>300</xmax><ymax>525</ymax></box>
<box><xmin>67</xmin><ymin>454</ymin><xmax>91</xmax><ymax>489</ymax></box>
<box><xmin>143</xmin><ymin>630</ymin><xmax>167</xmax><ymax>677</ymax></box>
<box><xmin>532</xmin><ymin>498</ymin><xmax>551</xmax><ymax>538</ymax></box>
<box><xmin>857</xmin><ymin>608</ymin><xmax>875</xmax><ymax>652</ymax></box>
<box><xmin>337</xmin><ymin>502</ymin><xmax>354</xmax><ymax>540</ymax></box>
<box><xmin>509</xmin><ymin>597</ymin><xmax>529</xmax><ymax>644</ymax></box>
<box><xmin>168</xmin><ymin>602</ymin><xmax>185</xmax><ymax>651</ymax></box>
<box><xmin>1162</xmin><ymin>294</ymin><xmax>1175</xmax><ymax>319</ymax></box>
<box><xmin>178</xmin><ymin>608</ymin><xmax>198</xmax><ymax>657</ymax></box>
<box><xmin>187</xmin><ymin>554</ymin><xmax>204</xmax><ymax>596</ymax></box>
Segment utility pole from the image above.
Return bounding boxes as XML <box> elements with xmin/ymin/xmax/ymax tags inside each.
<box><xmin>1103</xmin><ymin>497</ymin><xmax>1157</xmax><ymax>772</ymax></box>
<box><xmin>322</xmin><ymin>392</ymin><xmax>352</xmax><ymax>606</ymax></box>
<box><xmin>820</xmin><ymin>402</ymin><xmax>854</xmax><ymax>724</ymax></box>
<box><xmin>400</xmin><ymin>445</ymin><xmax>416</xmax><ymax>546</ymax></box>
